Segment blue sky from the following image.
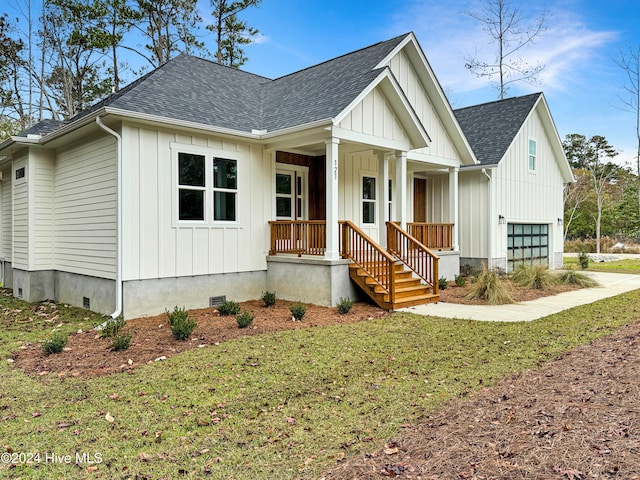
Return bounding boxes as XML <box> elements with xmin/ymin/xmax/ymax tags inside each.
<box><xmin>236</xmin><ymin>0</ymin><xmax>639</xmax><ymax>165</ymax></box>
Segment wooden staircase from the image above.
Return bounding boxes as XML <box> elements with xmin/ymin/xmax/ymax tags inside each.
<box><xmin>339</xmin><ymin>221</ymin><xmax>440</xmax><ymax>311</ymax></box>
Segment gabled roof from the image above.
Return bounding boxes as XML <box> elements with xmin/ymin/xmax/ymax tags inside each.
<box><xmin>454</xmin><ymin>93</ymin><xmax>541</xmax><ymax>166</ymax></box>
<box><xmin>17</xmin><ymin>118</ymin><xmax>65</xmax><ymax>138</ymax></box>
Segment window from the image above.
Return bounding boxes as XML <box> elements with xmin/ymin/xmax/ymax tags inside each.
<box><xmin>388</xmin><ymin>179</ymin><xmax>393</xmax><ymax>220</ymax></box>
<box><xmin>528</xmin><ymin>139</ymin><xmax>536</xmax><ymax>171</ymax></box>
<box><xmin>175</xmin><ymin>148</ymin><xmax>238</xmax><ymax>223</ymax></box>
<box><xmin>362</xmin><ymin>176</ymin><xmax>376</xmax><ymax>224</ymax></box>
<box><xmin>15</xmin><ymin>167</ymin><xmax>25</xmax><ymax>180</ymax></box>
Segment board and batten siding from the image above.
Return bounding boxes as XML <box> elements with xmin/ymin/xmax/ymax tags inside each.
<box><xmin>11</xmin><ymin>154</ymin><xmax>28</xmax><ymax>269</ymax></box>
<box><xmin>459</xmin><ymin>170</ymin><xmax>489</xmax><ymax>259</ymax></box>
<box><xmin>1</xmin><ymin>164</ymin><xmax>12</xmax><ymax>260</ymax></box>
<box><xmin>387</xmin><ymin>50</ymin><xmax>459</xmax><ymax>161</ymax></box>
<box><xmin>493</xmin><ymin>107</ymin><xmax>565</xmax><ymax>258</ymax></box>
<box><xmin>338</xmin><ymin>87</ymin><xmax>408</xmax><ymax>144</ymax></box>
<box><xmin>54</xmin><ymin>135</ymin><xmax>117</xmax><ymax>279</ymax></box>
<box><xmin>32</xmin><ymin>149</ymin><xmax>55</xmax><ymax>269</ymax></box>
<box><xmin>121</xmin><ymin>124</ymin><xmax>271</xmax><ymax>282</ymax></box>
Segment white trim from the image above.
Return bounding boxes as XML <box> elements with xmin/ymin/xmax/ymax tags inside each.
<box><xmin>275</xmin><ymin>164</ymin><xmax>309</xmax><ymax>220</ymax></box>
<box><xmin>528</xmin><ymin>137</ymin><xmax>537</xmax><ymax>173</ymax></box>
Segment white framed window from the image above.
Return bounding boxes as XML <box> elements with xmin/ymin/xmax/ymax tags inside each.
<box><xmin>388</xmin><ymin>179</ymin><xmax>393</xmax><ymax>221</ymax></box>
<box><xmin>173</xmin><ymin>144</ymin><xmax>239</xmax><ymax>224</ymax></box>
<box><xmin>528</xmin><ymin>139</ymin><xmax>537</xmax><ymax>171</ymax></box>
<box><xmin>362</xmin><ymin>175</ymin><xmax>376</xmax><ymax>224</ymax></box>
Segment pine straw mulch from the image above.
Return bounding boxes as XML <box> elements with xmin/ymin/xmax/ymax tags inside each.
<box><xmin>324</xmin><ymin>319</ymin><xmax>640</xmax><ymax>480</ymax></box>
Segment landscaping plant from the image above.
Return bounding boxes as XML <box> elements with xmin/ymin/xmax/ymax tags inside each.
<box><xmin>336</xmin><ymin>296</ymin><xmax>354</xmax><ymax>314</ymax></box>
<box><xmin>289</xmin><ymin>302</ymin><xmax>306</xmax><ymax>321</ymax></box>
<box><xmin>100</xmin><ymin>316</ymin><xmax>126</xmax><ymax>338</ymax></box>
<box><xmin>510</xmin><ymin>264</ymin><xmax>557</xmax><ymax>290</ymax></box>
<box><xmin>42</xmin><ymin>331</ymin><xmax>68</xmax><ymax>355</ymax></box>
<box><xmin>166</xmin><ymin>306</ymin><xmax>197</xmax><ymax>340</ymax></box>
<box><xmin>578</xmin><ymin>251</ymin><xmax>590</xmax><ymax>269</ymax></box>
<box><xmin>454</xmin><ymin>274</ymin><xmax>467</xmax><ymax>287</ymax></box>
<box><xmin>466</xmin><ymin>267</ymin><xmax>514</xmax><ymax>304</ymax></box>
<box><xmin>218</xmin><ymin>300</ymin><xmax>241</xmax><ymax>316</ymax></box>
<box><xmin>438</xmin><ymin>276</ymin><xmax>448</xmax><ymax>290</ymax></box>
<box><xmin>111</xmin><ymin>333</ymin><xmax>133</xmax><ymax>351</ymax></box>
<box><xmin>261</xmin><ymin>291</ymin><xmax>276</xmax><ymax>307</ymax></box>
<box><xmin>236</xmin><ymin>310</ymin><xmax>254</xmax><ymax>328</ymax></box>
<box><xmin>557</xmin><ymin>267</ymin><xmax>600</xmax><ymax>287</ymax></box>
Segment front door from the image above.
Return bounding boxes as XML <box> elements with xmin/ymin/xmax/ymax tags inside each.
<box><xmin>414</xmin><ymin>178</ymin><xmax>427</xmax><ymax>223</ymax></box>
<box><xmin>276</xmin><ymin>166</ymin><xmax>308</xmax><ymax>220</ymax></box>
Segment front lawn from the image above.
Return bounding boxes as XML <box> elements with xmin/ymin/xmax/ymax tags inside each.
<box><xmin>564</xmin><ymin>256</ymin><xmax>640</xmax><ymax>273</ymax></box>
<box><xmin>1</xmin><ymin>289</ymin><xmax>639</xmax><ymax>479</ymax></box>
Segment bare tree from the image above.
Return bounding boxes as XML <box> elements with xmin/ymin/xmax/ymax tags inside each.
<box><xmin>563</xmin><ymin>169</ymin><xmax>590</xmax><ymax>241</ymax></box>
<box><xmin>465</xmin><ymin>0</ymin><xmax>547</xmax><ymax>99</ymax></box>
<box><xmin>616</xmin><ymin>45</ymin><xmax>640</xmax><ymax>220</ymax></box>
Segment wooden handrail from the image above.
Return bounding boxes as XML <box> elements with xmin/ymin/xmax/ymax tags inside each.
<box><xmin>339</xmin><ymin>220</ymin><xmax>396</xmax><ymax>305</ymax></box>
<box><xmin>269</xmin><ymin>220</ymin><xmax>326</xmax><ymax>256</ymax></box>
<box><xmin>407</xmin><ymin>222</ymin><xmax>453</xmax><ymax>250</ymax></box>
<box><xmin>387</xmin><ymin>222</ymin><xmax>439</xmax><ymax>296</ymax></box>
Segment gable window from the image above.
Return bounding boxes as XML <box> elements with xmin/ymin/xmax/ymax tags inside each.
<box><xmin>528</xmin><ymin>139</ymin><xmax>537</xmax><ymax>171</ymax></box>
<box><xmin>174</xmin><ymin>146</ymin><xmax>239</xmax><ymax>224</ymax></box>
<box><xmin>362</xmin><ymin>176</ymin><xmax>376</xmax><ymax>224</ymax></box>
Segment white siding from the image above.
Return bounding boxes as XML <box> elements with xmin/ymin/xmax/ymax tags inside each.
<box><xmin>493</xmin><ymin>108</ymin><xmax>565</xmax><ymax>260</ymax></box>
<box><xmin>387</xmin><ymin>51</ymin><xmax>459</xmax><ymax>161</ymax></box>
<box><xmin>121</xmin><ymin>123</ymin><xmax>271</xmax><ymax>281</ymax></box>
<box><xmin>54</xmin><ymin>135</ymin><xmax>117</xmax><ymax>278</ymax></box>
<box><xmin>459</xmin><ymin>170</ymin><xmax>489</xmax><ymax>259</ymax></box>
<box><xmin>339</xmin><ymin>87</ymin><xmax>408</xmax><ymax>143</ymax></box>
<box><xmin>1</xmin><ymin>165</ymin><xmax>12</xmax><ymax>260</ymax></box>
<box><xmin>12</xmin><ymin>155</ymin><xmax>28</xmax><ymax>269</ymax></box>
<box><xmin>32</xmin><ymin>149</ymin><xmax>55</xmax><ymax>269</ymax></box>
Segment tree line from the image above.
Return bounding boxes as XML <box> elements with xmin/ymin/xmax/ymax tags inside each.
<box><xmin>0</xmin><ymin>0</ymin><xmax>261</xmax><ymax>134</ymax></box>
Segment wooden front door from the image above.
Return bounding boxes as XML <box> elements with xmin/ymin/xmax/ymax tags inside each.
<box><xmin>414</xmin><ymin>178</ymin><xmax>427</xmax><ymax>223</ymax></box>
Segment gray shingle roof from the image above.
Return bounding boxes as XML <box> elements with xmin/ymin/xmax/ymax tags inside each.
<box><xmin>17</xmin><ymin>119</ymin><xmax>65</xmax><ymax>137</ymax></box>
<box><xmin>454</xmin><ymin>93</ymin><xmax>541</xmax><ymax>166</ymax></box>
<box><xmin>68</xmin><ymin>34</ymin><xmax>409</xmax><ymax>134</ymax></box>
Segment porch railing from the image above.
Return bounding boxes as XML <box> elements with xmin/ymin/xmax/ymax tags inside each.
<box><xmin>268</xmin><ymin>220</ymin><xmax>326</xmax><ymax>256</ymax></box>
<box><xmin>387</xmin><ymin>222</ymin><xmax>439</xmax><ymax>295</ymax></box>
<box><xmin>339</xmin><ymin>220</ymin><xmax>396</xmax><ymax>305</ymax></box>
<box><xmin>408</xmin><ymin>222</ymin><xmax>454</xmax><ymax>250</ymax></box>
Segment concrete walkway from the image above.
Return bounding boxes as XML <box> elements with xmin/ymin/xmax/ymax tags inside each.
<box><xmin>401</xmin><ymin>271</ymin><xmax>640</xmax><ymax>322</ymax></box>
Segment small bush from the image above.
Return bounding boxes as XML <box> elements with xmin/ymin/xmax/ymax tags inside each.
<box><xmin>454</xmin><ymin>275</ymin><xmax>466</xmax><ymax>287</ymax></box>
<box><xmin>42</xmin><ymin>332</ymin><xmax>68</xmax><ymax>355</ymax></box>
<box><xmin>557</xmin><ymin>267</ymin><xmax>600</xmax><ymax>288</ymax></box>
<box><xmin>578</xmin><ymin>252</ymin><xmax>590</xmax><ymax>270</ymax></box>
<box><xmin>466</xmin><ymin>267</ymin><xmax>514</xmax><ymax>304</ymax></box>
<box><xmin>511</xmin><ymin>264</ymin><xmax>557</xmax><ymax>290</ymax></box>
<box><xmin>100</xmin><ymin>317</ymin><xmax>125</xmax><ymax>338</ymax></box>
<box><xmin>111</xmin><ymin>333</ymin><xmax>132</xmax><ymax>351</ymax></box>
<box><xmin>218</xmin><ymin>300</ymin><xmax>241</xmax><ymax>316</ymax></box>
<box><xmin>261</xmin><ymin>291</ymin><xmax>276</xmax><ymax>307</ymax></box>
<box><xmin>166</xmin><ymin>306</ymin><xmax>196</xmax><ymax>340</ymax></box>
<box><xmin>236</xmin><ymin>310</ymin><xmax>254</xmax><ymax>328</ymax></box>
<box><xmin>336</xmin><ymin>297</ymin><xmax>354</xmax><ymax>314</ymax></box>
<box><xmin>289</xmin><ymin>302</ymin><xmax>306</xmax><ymax>321</ymax></box>
<box><xmin>438</xmin><ymin>277</ymin><xmax>448</xmax><ymax>290</ymax></box>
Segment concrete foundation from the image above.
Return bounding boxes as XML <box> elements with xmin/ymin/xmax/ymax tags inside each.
<box><xmin>55</xmin><ymin>271</ymin><xmax>116</xmax><ymax>316</ymax></box>
<box><xmin>266</xmin><ymin>256</ymin><xmax>358</xmax><ymax>307</ymax></box>
<box><xmin>1</xmin><ymin>260</ymin><xmax>12</xmax><ymax>288</ymax></box>
<box><xmin>435</xmin><ymin>251</ymin><xmax>460</xmax><ymax>280</ymax></box>
<box><xmin>12</xmin><ymin>269</ymin><xmax>55</xmax><ymax>303</ymax></box>
<box><xmin>123</xmin><ymin>270</ymin><xmax>267</xmax><ymax>319</ymax></box>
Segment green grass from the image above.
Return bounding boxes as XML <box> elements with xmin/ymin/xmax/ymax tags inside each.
<box><xmin>564</xmin><ymin>256</ymin><xmax>640</xmax><ymax>273</ymax></box>
<box><xmin>1</xmin><ymin>288</ymin><xmax>640</xmax><ymax>478</ymax></box>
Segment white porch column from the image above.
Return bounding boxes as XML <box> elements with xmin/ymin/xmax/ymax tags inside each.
<box><xmin>325</xmin><ymin>137</ymin><xmax>340</xmax><ymax>260</ymax></box>
<box><xmin>395</xmin><ymin>151</ymin><xmax>408</xmax><ymax>229</ymax></box>
<box><xmin>377</xmin><ymin>153</ymin><xmax>390</xmax><ymax>247</ymax></box>
<box><xmin>449</xmin><ymin>166</ymin><xmax>459</xmax><ymax>251</ymax></box>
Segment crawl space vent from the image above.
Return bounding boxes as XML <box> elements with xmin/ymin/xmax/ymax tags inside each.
<box><xmin>209</xmin><ymin>295</ymin><xmax>226</xmax><ymax>307</ymax></box>
<box><xmin>83</xmin><ymin>297</ymin><xmax>91</xmax><ymax>309</ymax></box>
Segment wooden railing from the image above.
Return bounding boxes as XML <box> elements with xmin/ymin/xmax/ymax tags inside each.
<box><xmin>268</xmin><ymin>220</ymin><xmax>326</xmax><ymax>256</ymax></box>
<box><xmin>408</xmin><ymin>223</ymin><xmax>454</xmax><ymax>250</ymax></box>
<box><xmin>339</xmin><ymin>220</ymin><xmax>396</xmax><ymax>305</ymax></box>
<box><xmin>387</xmin><ymin>222</ymin><xmax>439</xmax><ymax>295</ymax></box>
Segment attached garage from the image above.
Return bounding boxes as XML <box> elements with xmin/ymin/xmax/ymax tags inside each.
<box><xmin>507</xmin><ymin>223</ymin><xmax>549</xmax><ymax>272</ymax></box>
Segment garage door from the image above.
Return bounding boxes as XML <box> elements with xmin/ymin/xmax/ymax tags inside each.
<box><xmin>507</xmin><ymin>223</ymin><xmax>549</xmax><ymax>272</ymax></box>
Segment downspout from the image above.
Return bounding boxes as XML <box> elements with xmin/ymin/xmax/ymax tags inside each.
<box><xmin>96</xmin><ymin>116</ymin><xmax>123</xmax><ymax>319</ymax></box>
<box><xmin>482</xmin><ymin>168</ymin><xmax>492</xmax><ymax>269</ymax></box>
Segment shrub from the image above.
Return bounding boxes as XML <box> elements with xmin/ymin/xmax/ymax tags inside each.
<box><xmin>100</xmin><ymin>317</ymin><xmax>125</xmax><ymax>338</ymax></box>
<box><xmin>261</xmin><ymin>291</ymin><xmax>276</xmax><ymax>307</ymax></box>
<box><xmin>510</xmin><ymin>264</ymin><xmax>557</xmax><ymax>290</ymax></box>
<box><xmin>166</xmin><ymin>306</ymin><xmax>197</xmax><ymax>340</ymax></box>
<box><xmin>336</xmin><ymin>296</ymin><xmax>354</xmax><ymax>314</ymax></box>
<box><xmin>466</xmin><ymin>267</ymin><xmax>514</xmax><ymax>304</ymax></box>
<box><xmin>111</xmin><ymin>333</ymin><xmax>132</xmax><ymax>351</ymax></box>
<box><xmin>557</xmin><ymin>267</ymin><xmax>600</xmax><ymax>288</ymax></box>
<box><xmin>42</xmin><ymin>332</ymin><xmax>68</xmax><ymax>355</ymax></box>
<box><xmin>289</xmin><ymin>302</ymin><xmax>306</xmax><ymax>321</ymax></box>
<box><xmin>460</xmin><ymin>264</ymin><xmax>480</xmax><ymax>277</ymax></box>
<box><xmin>236</xmin><ymin>310</ymin><xmax>254</xmax><ymax>328</ymax></box>
<box><xmin>218</xmin><ymin>300</ymin><xmax>241</xmax><ymax>316</ymax></box>
<box><xmin>454</xmin><ymin>274</ymin><xmax>466</xmax><ymax>287</ymax></box>
<box><xmin>578</xmin><ymin>252</ymin><xmax>590</xmax><ymax>270</ymax></box>
<box><xmin>438</xmin><ymin>277</ymin><xmax>448</xmax><ymax>290</ymax></box>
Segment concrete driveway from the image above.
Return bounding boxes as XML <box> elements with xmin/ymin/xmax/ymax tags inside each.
<box><xmin>401</xmin><ymin>271</ymin><xmax>640</xmax><ymax>322</ymax></box>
